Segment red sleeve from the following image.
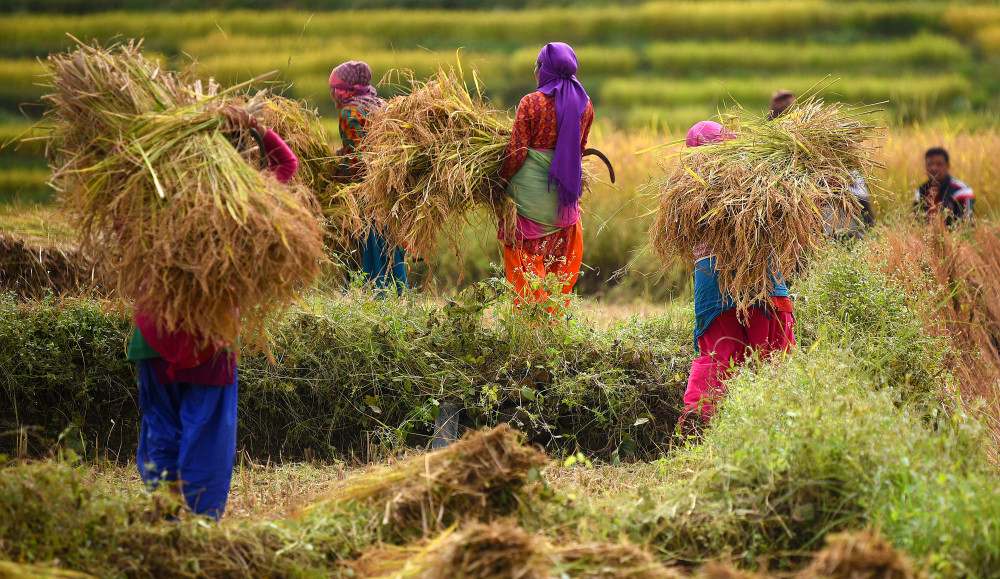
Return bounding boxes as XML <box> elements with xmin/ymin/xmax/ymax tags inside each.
<box><xmin>580</xmin><ymin>101</ymin><xmax>594</xmax><ymax>151</ymax></box>
<box><xmin>135</xmin><ymin>311</ymin><xmax>216</xmax><ymax>370</ymax></box>
<box><xmin>262</xmin><ymin>129</ymin><xmax>299</xmax><ymax>184</ymax></box>
<box><xmin>501</xmin><ymin>94</ymin><xmax>536</xmax><ymax>181</ymax></box>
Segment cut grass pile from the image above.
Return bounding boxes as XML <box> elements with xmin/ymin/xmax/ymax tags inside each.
<box><xmin>44</xmin><ymin>40</ymin><xmax>325</xmax><ymax>348</ymax></box>
<box><xmin>350</xmin><ymin>66</ymin><xmax>516</xmax><ymax>259</ymax></box>
<box><xmin>0</xmin><ymin>426</ymin><xmax>547</xmax><ymax>578</ymax></box>
<box><xmin>0</xmin><ymin>232</ymin><xmax>104</xmax><ymax>299</ymax></box>
<box><xmin>346</xmin><ymin>519</ymin><xmax>681</xmax><ymax>579</ymax></box>
<box><xmin>650</xmin><ymin>97</ymin><xmax>880</xmax><ymax>317</ymax></box>
<box><xmin>302</xmin><ymin>424</ymin><xmax>546</xmax><ymax>540</ymax></box>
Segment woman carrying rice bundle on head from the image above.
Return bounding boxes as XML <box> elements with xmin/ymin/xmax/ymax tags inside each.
<box><xmin>329</xmin><ymin>60</ymin><xmax>408</xmax><ymax>293</ymax></box>
<box><xmin>128</xmin><ymin>106</ymin><xmax>299</xmax><ymax>521</ymax></box>
<box><xmin>499</xmin><ymin>42</ymin><xmax>594</xmax><ymax>304</ymax></box>
<box><xmin>679</xmin><ymin>120</ymin><xmax>796</xmax><ymax>435</ymax></box>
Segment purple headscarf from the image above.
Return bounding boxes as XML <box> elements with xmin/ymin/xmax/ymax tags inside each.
<box><xmin>535</xmin><ymin>42</ymin><xmax>590</xmax><ymax>219</ymax></box>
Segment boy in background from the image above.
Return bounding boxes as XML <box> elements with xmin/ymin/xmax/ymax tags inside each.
<box><xmin>914</xmin><ymin>147</ymin><xmax>974</xmax><ymax>226</ymax></box>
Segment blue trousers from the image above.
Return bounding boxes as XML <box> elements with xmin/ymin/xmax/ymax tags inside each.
<box><xmin>361</xmin><ymin>229</ymin><xmax>408</xmax><ymax>294</ymax></box>
<box><xmin>136</xmin><ymin>360</ymin><xmax>238</xmax><ymax>520</ymax></box>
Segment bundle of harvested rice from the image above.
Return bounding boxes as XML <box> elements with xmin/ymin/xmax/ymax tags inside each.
<box><xmin>44</xmin><ymin>40</ymin><xmax>325</xmax><ymax>347</ymax></box>
<box><xmin>797</xmin><ymin>530</ymin><xmax>917</xmax><ymax>579</ymax></box>
<box><xmin>650</xmin><ymin>98</ymin><xmax>880</xmax><ymax>316</ymax></box>
<box><xmin>246</xmin><ymin>93</ymin><xmax>362</xmax><ymax>251</ymax></box>
<box><xmin>350</xmin><ymin>66</ymin><xmax>517</xmax><ymax>259</ymax></box>
<box><xmin>556</xmin><ymin>542</ymin><xmax>683</xmax><ymax>579</ymax></box>
<box><xmin>349</xmin><ymin>521</ymin><xmax>549</xmax><ymax>579</ymax></box>
<box><xmin>0</xmin><ymin>232</ymin><xmax>103</xmax><ymax>298</ymax></box>
<box><xmin>303</xmin><ymin>424</ymin><xmax>546</xmax><ymax>535</ymax></box>
<box><xmin>347</xmin><ymin>521</ymin><xmax>682</xmax><ymax>579</ymax></box>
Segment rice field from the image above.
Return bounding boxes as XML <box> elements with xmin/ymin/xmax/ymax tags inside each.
<box><xmin>0</xmin><ymin>2</ymin><xmax>996</xmax><ymax>114</ymax></box>
<box><xmin>3</xmin><ymin>122</ymin><xmax>998</xmax><ymax>299</ymax></box>
<box><xmin>1</xmin><ymin>3</ymin><xmax>1000</xmax><ymax>577</ymax></box>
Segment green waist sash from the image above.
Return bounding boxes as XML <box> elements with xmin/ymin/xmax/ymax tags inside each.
<box><xmin>505</xmin><ymin>148</ymin><xmax>561</xmax><ymax>236</ymax></box>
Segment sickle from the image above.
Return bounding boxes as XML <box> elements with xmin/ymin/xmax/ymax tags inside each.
<box><xmin>248</xmin><ymin>126</ymin><xmax>269</xmax><ymax>170</ymax></box>
<box><xmin>583</xmin><ymin>147</ymin><xmax>615</xmax><ymax>184</ymax></box>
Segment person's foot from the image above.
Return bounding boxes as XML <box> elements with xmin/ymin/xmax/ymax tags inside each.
<box><xmin>431</xmin><ymin>401</ymin><xmax>462</xmax><ymax>449</ymax></box>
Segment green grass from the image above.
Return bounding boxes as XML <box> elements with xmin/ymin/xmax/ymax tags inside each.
<box><xmin>621</xmin><ymin>345</ymin><xmax>1000</xmax><ymax>574</ymax></box>
<box><xmin>978</xmin><ymin>25</ymin><xmax>1000</xmax><ymax>57</ymax></box>
<box><xmin>0</xmin><ymin>3</ymin><xmax>960</xmax><ymax>58</ymax></box>
<box><xmin>0</xmin><ymin>58</ymin><xmax>47</xmax><ymax>109</ymax></box>
<box><xmin>644</xmin><ymin>34</ymin><xmax>969</xmax><ymax>75</ymax></box>
<box><xmin>794</xmin><ymin>242</ymin><xmax>948</xmax><ymax>407</ymax></box>
<box><xmin>179</xmin><ymin>32</ymin><xmax>376</xmax><ymax>57</ymax></box>
<box><xmin>944</xmin><ymin>5</ymin><xmax>1000</xmax><ymax>37</ymax></box>
<box><xmin>0</xmin><ymin>4</ymin><xmax>992</xmax><ymax>120</ymax></box>
<box><xmin>600</xmin><ymin>74</ymin><xmax>972</xmax><ymax>115</ymax></box>
<box><xmin>0</xmin><ymin>121</ymin><xmax>46</xmax><ymax>160</ymax></box>
<box><xmin>0</xmin><ymin>201</ymin><xmax>72</xmax><ymax>241</ymax></box>
<box><xmin>532</xmin><ymin>243</ymin><xmax>999</xmax><ymax>575</ymax></box>
<box><xmin>0</xmin><ymin>166</ymin><xmax>51</xmax><ymax>204</ymax></box>
<box><xmin>1</xmin><ymin>241</ymin><xmax>997</xmax><ymax>577</ymax></box>
<box><xmin>0</xmin><ymin>285</ymin><xmax>694</xmax><ymax>462</ymax></box>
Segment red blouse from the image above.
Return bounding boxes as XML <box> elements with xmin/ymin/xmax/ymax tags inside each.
<box><xmin>501</xmin><ymin>91</ymin><xmax>595</xmax><ymax>181</ymax></box>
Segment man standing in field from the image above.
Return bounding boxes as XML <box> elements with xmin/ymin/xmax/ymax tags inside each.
<box><xmin>914</xmin><ymin>146</ymin><xmax>974</xmax><ymax>226</ymax></box>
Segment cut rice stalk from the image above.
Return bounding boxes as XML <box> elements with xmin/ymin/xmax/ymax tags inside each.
<box><xmin>245</xmin><ymin>92</ymin><xmax>363</xmax><ymax>252</ymax></box>
<box><xmin>352</xmin><ymin>66</ymin><xmax>519</xmax><ymax>259</ymax></box>
<box><xmin>650</xmin><ymin>97</ymin><xmax>882</xmax><ymax>317</ymax></box>
<box><xmin>44</xmin><ymin>40</ymin><xmax>325</xmax><ymax>348</ymax></box>
<box><xmin>302</xmin><ymin>424</ymin><xmax>547</xmax><ymax>535</ymax></box>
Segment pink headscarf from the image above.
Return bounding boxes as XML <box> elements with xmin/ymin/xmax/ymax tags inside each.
<box><xmin>685</xmin><ymin>120</ymin><xmax>733</xmax><ymax>147</ymax></box>
<box><xmin>329</xmin><ymin>60</ymin><xmax>384</xmax><ymax>114</ymax></box>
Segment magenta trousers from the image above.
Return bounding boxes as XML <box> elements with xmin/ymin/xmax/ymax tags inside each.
<box><xmin>684</xmin><ymin>306</ymin><xmax>796</xmax><ymax>419</ymax></box>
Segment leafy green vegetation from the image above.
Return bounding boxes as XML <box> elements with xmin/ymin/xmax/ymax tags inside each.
<box><xmin>530</xmin><ymin>243</ymin><xmax>999</xmax><ymax>574</ymax></box>
<box><xmin>0</xmin><ymin>285</ymin><xmax>693</xmax><ymax>462</ymax></box>
<box><xmin>0</xmin><ymin>243</ymin><xmax>998</xmax><ymax>577</ymax></box>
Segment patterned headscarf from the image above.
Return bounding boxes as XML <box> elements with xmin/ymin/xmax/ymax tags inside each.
<box><xmin>329</xmin><ymin>60</ymin><xmax>384</xmax><ymax>114</ymax></box>
<box><xmin>535</xmin><ymin>42</ymin><xmax>590</xmax><ymax>221</ymax></box>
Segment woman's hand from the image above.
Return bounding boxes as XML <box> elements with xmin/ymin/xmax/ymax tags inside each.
<box><xmin>220</xmin><ymin>104</ymin><xmax>264</xmax><ymax>134</ymax></box>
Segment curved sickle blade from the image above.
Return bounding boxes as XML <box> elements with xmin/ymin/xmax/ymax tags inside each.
<box><xmin>248</xmin><ymin>126</ymin><xmax>269</xmax><ymax>170</ymax></box>
<box><xmin>583</xmin><ymin>147</ymin><xmax>616</xmax><ymax>184</ymax></box>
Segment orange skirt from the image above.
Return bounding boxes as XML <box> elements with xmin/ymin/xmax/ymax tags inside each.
<box><xmin>502</xmin><ymin>222</ymin><xmax>583</xmax><ymax>304</ymax></box>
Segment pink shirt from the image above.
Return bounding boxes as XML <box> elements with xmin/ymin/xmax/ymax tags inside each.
<box><xmin>261</xmin><ymin>129</ymin><xmax>298</xmax><ymax>184</ymax></box>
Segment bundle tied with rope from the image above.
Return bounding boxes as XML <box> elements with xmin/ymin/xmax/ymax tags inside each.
<box><xmin>650</xmin><ymin>95</ymin><xmax>882</xmax><ymax>317</ymax></box>
<box><xmin>44</xmin><ymin>39</ymin><xmax>326</xmax><ymax>349</ymax></box>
